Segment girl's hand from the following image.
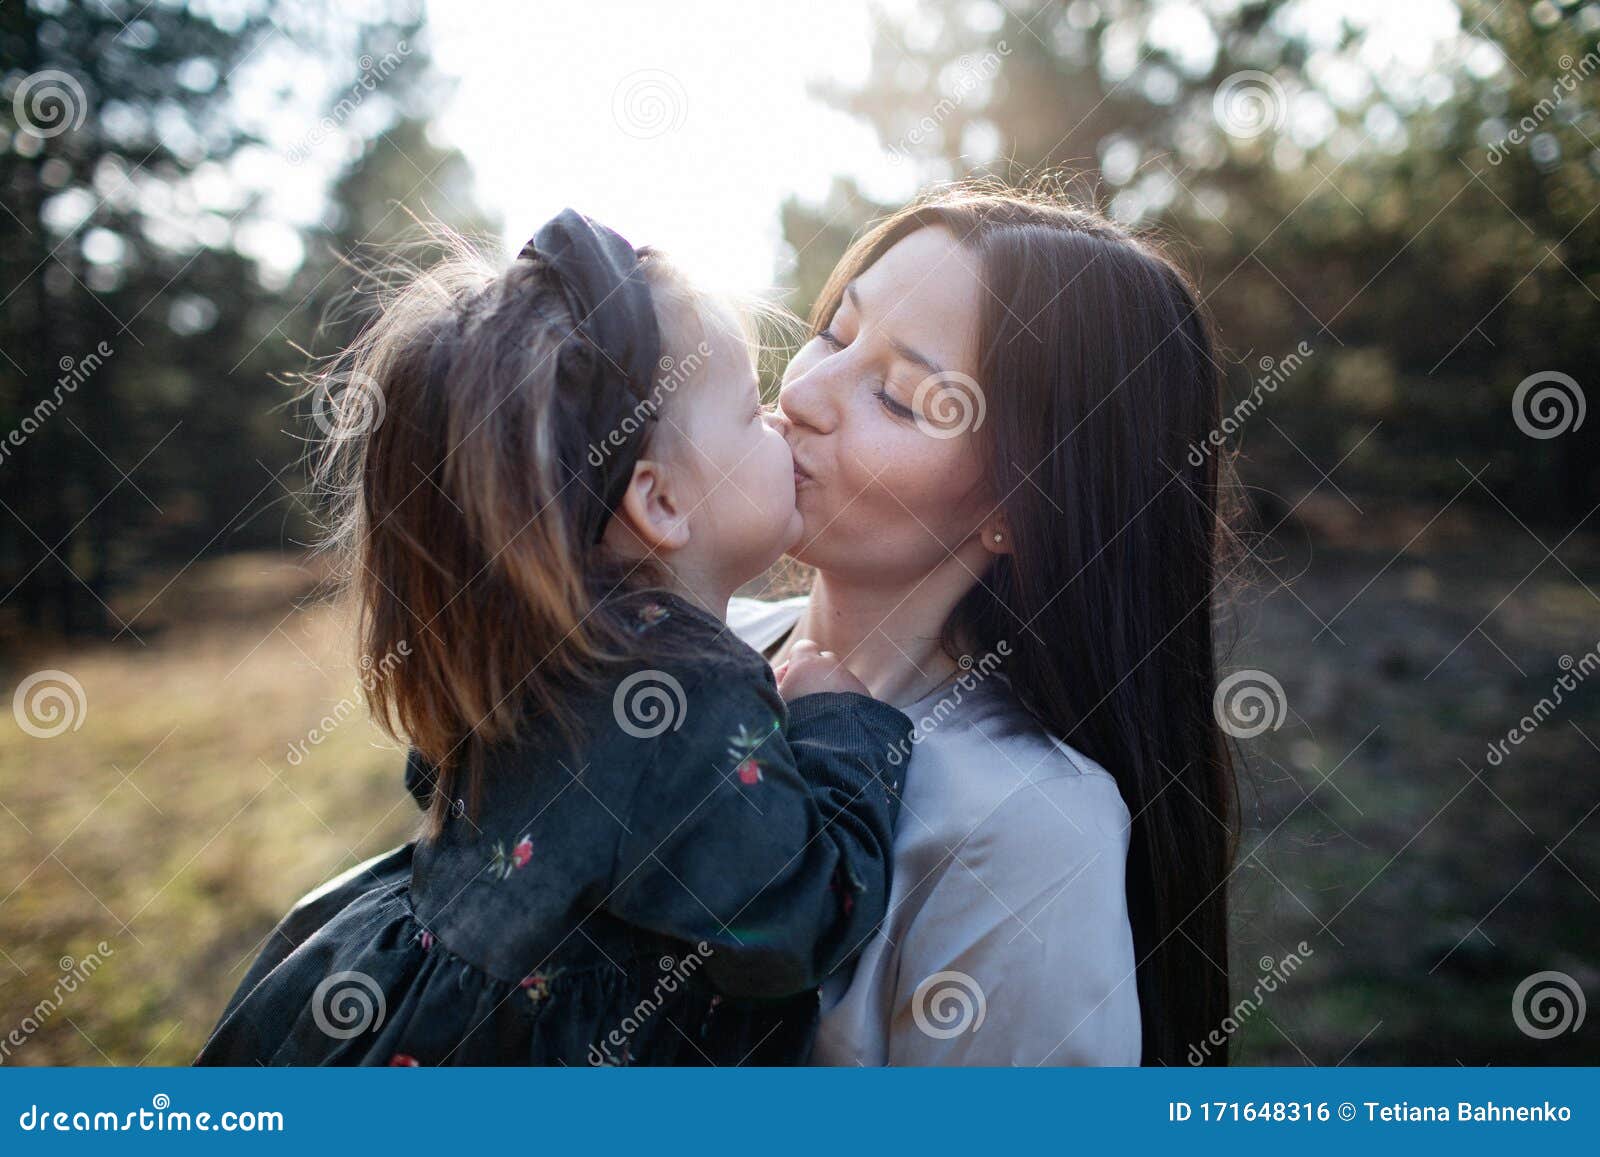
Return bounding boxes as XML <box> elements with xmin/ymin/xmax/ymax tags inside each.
<box><xmin>776</xmin><ymin>639</ymin><xmax>871</xmax><ymax>701</ymax></box>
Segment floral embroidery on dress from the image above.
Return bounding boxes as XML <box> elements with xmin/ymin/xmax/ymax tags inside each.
<box><xmin>635</xmin><ymin>601</ymin><xmax>670</xmax><ymax>631</ymax></box>
<box><xmin>419</xmin><ymin>929</ymin><xmax>435</xmax><ymax>951</ymax></box>
<box><xmin>727</xmin><ymin>720</ymin><xmax>778</xmax><ymax>785</ymax></box>
<box><xmin>520</xmin><ymin>970</ymin><xmax>559</xmax><ymax>1005</ymax></box>
<box><xmin>388</xmin><ymin>1053</ymin><xmax>420</xmax><ymax>1066</ymax></box>
<box><xmin>488</xmin><ymin>834</ymin><xmax>534</xmax><ymax>879</ymax></box>
<box><xmin>830</xmin><ymin>863</ymin><xmax>865</xmax><ymax>917</ymax></box>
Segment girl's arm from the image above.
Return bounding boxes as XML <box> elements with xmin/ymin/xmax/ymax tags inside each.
<box><xmin>604</xmin><ymin>669</ymin><xmax>911</xmax><ymax>999</ymax></box>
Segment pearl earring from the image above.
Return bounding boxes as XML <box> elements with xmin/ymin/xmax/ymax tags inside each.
<box><xmin>992</xmin><ymin>531</ymin><xmax>1004</xmax><ymax>543</ymax></box>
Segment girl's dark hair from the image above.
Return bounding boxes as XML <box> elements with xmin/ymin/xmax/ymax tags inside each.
<box><xmin>313</xmin><ymin>234</ymin><xmax>713</xmax><ymax>836</ymax></box>
<box><xmin>811</xmin><ymin>184</ymin><xmax>1242</xmax><ymax>1066</ymax></box>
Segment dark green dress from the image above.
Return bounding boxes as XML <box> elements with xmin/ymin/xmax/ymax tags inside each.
<box><xmin>195</xmin><ymin>592</ymin><xmax>911</xmax><ymax>1066</ymax></box>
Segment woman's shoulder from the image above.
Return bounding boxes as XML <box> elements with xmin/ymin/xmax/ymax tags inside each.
<box><xmin>913</xmin><ymin>674</ymin><xmax>1131</xmax><ymax>851</ymax></box>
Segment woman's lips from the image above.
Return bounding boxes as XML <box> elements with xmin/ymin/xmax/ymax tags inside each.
<box><xmin>792</xmin><ymin>461</ymin><xmax>814</xmax><ymax>488</ymax></box>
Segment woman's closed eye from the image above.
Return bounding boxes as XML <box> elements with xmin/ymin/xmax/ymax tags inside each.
<box><xmin>815</xmin><ymin>326</ymin><xmax>845</xmax><ymax>351</ymax></box>
<box><xmin>874</xmin><ymin>387</ymin><xmax>915</xmax><ymax>420</ymax></box>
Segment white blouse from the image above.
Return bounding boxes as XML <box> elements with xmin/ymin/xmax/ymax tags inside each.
<box><xmin>728</xmin><ymin>595</ymin><xmax>1142</xmax><ymax>1066</ymax></box>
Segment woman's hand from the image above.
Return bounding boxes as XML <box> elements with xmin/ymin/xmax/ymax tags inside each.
<box><xmin>775</xmin><ymin>639</ymin><xmax>871</xmax><ymax>701</ymax></box>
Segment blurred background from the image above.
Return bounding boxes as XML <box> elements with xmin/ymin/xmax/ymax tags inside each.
<box><xmin>1</xmin><ymin>0</ymin><xmax>1596</xmax><ymax>1065</ymax></box>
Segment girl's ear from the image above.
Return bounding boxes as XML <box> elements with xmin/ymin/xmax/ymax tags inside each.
<box><xmin>610</xmin><ymin>457</ymin><xmax>692</xmax><ymax>555</ymax></box>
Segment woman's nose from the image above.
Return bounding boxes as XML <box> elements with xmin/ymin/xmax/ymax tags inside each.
<box><xmin>778</xmin><ymin>362</ymin><xmax>836</xmax><ymax>435</ymax></box>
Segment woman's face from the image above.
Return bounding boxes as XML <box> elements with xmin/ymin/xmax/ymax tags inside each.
<box><xmin>777</xmin><ymin>226</ymin><xmax>995</xmax><ymax>583</ymax></box>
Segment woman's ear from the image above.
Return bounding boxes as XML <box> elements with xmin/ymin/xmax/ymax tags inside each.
<box><xmin>980</xmin><ymin>512</ymin><xmax>1013</xmax><ymax>556</ymax></box>
<box><xmin>609</xmin><ymin>457</ymin><xmax>692</xmax><ymax>556</ymax></box>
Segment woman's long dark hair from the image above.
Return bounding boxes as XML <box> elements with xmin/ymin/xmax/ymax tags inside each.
<box><xmin>811</xmin><ymin>185</ymin><xmax>1242</xmax><ymax>1065</ymax></box>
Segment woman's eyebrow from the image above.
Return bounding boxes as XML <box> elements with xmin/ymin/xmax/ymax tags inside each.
<box><xmin>846</xmin><ymin>282</ymin><xmax>947</xmax><ymax>379</ymax></box>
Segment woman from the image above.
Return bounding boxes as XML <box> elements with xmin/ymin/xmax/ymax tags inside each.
<box><xmin>730</xmin><ymin>186</ymin><xmax>1240</xmax><ymax>1065</ymax></box>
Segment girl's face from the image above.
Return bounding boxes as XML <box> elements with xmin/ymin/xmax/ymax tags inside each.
<box><xmin>675</xmin><ymin>321</ymin><xmax>803</xmax><ymax>587</ymax></box>
<box><xmin>777</xmin><ymin>226</ymin><xmax>994</xmax><ymax>582</ymax></box>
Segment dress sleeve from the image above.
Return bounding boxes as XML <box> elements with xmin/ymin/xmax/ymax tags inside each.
<box><xmin>885</xmin><ymin>776</ymin><xmax>1143</xmax><ymax>1065</ymax></box>
<box><xmin>605</xmin><ymin>669</ymin><xmax>911</xmax><ymax>999</ymax></box>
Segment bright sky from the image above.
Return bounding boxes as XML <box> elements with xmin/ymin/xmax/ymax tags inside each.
<box><xmin>214</xmin><ymin>0</ymin><xmax>1473</xmax><ymax>295</ymax></box>
<box><xmin>422</xmin><ymin>0</ymin><xmax>920</xmax><ymax>295</ymax></box>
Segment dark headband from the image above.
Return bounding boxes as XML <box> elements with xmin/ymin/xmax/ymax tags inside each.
<box><xmin>518</xmin><ymin>208</ymin><xmax>660</xmax><ymax>544</ymax></box>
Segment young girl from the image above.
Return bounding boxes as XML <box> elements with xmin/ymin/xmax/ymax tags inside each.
<box><xmin>196</xmin><ymin>210</ymin><xmax>912</xmax><ymax>1066</ymax></box>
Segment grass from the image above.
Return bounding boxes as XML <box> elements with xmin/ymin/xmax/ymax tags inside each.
<box><xmin>0</xmin><ymin>554</ymin><xmax>417</xmax><ymax>1065</ymax></box>
<box><xmin>0</xmin><ymin>499</ymin><xmax>1596</xmax><ymax>1065</ymax></box>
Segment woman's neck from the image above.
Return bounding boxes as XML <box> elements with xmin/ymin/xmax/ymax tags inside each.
<box><xmin>782</xmin><ymin>562</ymin><xmax>979</xmax><ymax>709</ymax></box>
